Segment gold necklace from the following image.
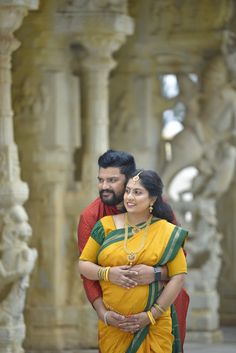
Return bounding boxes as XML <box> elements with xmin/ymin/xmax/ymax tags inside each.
<box><xmin>127</xmin><ymin>218</ymin><xmax>152</xmax><ymax>234</ymax></box>
<box><xmin>123</xmin><ymin>213</ymin><xmax>152</xmax><ymax>265</ymax></box>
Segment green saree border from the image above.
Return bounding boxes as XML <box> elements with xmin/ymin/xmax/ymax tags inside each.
<box><xmin>125</xmin><ymin>224</ymin><xmax>188</xmax><ymax>353</ymax></box>
<box><xmin>126</xmin><ymin>281</ymin><xmax>158</xmax><ymax>353</ymax></box>
<box><xmin>159</xmin><ymin>226</ymin><xmax>188</xmax><ymax>265</ymax></box>
<box><xmin>97</xmin><ymin>218</ymin><xmax>160</xmax><ymax>260</ymax></box>
<box><xmin>171</xmin><ymin>304</ymin><xmax>182</xmax><ymax>353</ymax></box>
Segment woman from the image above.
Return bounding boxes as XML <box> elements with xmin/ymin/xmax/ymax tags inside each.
<box><xmin>79</xmin><ymin>170</ymin><xmax>188</xmax><ymax>353</ymax></box>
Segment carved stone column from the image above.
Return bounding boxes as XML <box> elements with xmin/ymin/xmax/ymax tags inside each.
<box><xmin>0</xmin><ymin>1</ymin><xmax>38</xmax><ymax>353</ymax></box>
<box><xmin>110</xmin><ymin>45</ymin><xmax>161</xmax><ymax>170</ymax></box>
<box><xmin>12</xmin><ymin>1</ymin><xmax>83</xmax><ymax>351</ymax></box>
<box><xmin>57</xmin><ymin>0</ymin><xmax>134</xmax><ymax>199</ymax></box>
<box><xmin>78</xmin><ymin>34</ymin><xmax>129</xmax><ymax>196</ymax></box>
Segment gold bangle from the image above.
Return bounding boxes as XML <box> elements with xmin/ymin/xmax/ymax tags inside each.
<box><xmin>147</xmin><ymin>310</ymin><xmax>155</xmax><ymax>325</ymax></box>
<box><xmin>97</xmin><ymin>267</ymin><xmax>103</xmax><ymax>280</ymax></box>
<box><xmin>154</xmin><ymin>303</ymin><xmax>165</xmax><ymax>314</ymax></box>
<box><xmin>105</xmin><ymin>267</ymin><xmax>110</xmax><ymax>281</ymax></box>
<box><xmin>98</xmin><ymin>267</ymin><xmax>106</xmax><ymax>280</ymax></box>
<box><xmin>98</xmin><ymin>267</ymin><xmax>104</xmax><ymax>280</ymax></box>
<box><xmin>98</xmin><ymin>267</ymin><xmax>111</xmax><ymax>281</ymax></box>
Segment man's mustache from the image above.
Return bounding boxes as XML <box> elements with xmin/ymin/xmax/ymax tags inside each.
<box><xmin>100</xmin><ymin>190</ymin><xmax>114</xmax><ymax>195</ymax></box>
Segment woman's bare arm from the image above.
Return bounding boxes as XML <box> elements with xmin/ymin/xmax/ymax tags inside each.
<box><xmin>78</xmin><ymin>260</ymin><xmax>138</xmax><ymax>288</ymax></box>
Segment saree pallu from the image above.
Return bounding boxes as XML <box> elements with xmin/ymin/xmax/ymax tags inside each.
<box><xmin>80</xmin><ymin>217</ymin><xmax>188</xmax><ymax>353</ymax></box>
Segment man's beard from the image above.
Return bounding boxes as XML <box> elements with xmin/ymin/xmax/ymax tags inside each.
<box><xmin>99</xmin><ymin>189</ymin><xmax>124</xmax><ymax>206</ymax></box>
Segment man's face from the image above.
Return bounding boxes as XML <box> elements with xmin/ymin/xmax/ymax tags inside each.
<box><xmin>98</xmin><ymin>167</ymin><xmax>126</xmax><ymax>206</ymax></box>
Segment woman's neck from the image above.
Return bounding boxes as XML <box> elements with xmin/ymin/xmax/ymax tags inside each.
<box><xmin>126</xmin><ymin>212</ymin><xmax>151</xmax><ymax>225</ymax></box>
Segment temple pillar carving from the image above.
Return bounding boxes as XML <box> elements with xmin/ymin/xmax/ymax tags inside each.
<box><xmin>56</xmin><ymin>0</ymin><xmax>134</xmax><ymax>199</ymax></box>
<box><xmin>110</xmin><ymin>46</ymin><xmax>160</xmax><ymax>169</ymax></box>
<box><xmin>12</xmin><ymin>1</ymin><xmax>82</xmax><ymax>351</ymax></box>
<box><xmin>0</xmin><ymin>1</ymin><xmax>38</xmax><ymax>352</ymax></box>
<box><xmin>161</xmin><ymin>51</ymin><xmax>236</xmax><ymax>342</ymax></box>
<box><xmin>11</xmin><ymin>0</ymin><xmax>134</xmax><ymax>350</ymax></box>
<box><xmin>78</xmin><ymin>34</ymin><xmax>127</xmax><ymax>197</ymax></box>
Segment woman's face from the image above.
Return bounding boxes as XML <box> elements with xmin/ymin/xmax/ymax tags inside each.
<box><xmin>124</xmin><ymin>178</ymin><xmax>155</xmax><ymax>215</ymax></box>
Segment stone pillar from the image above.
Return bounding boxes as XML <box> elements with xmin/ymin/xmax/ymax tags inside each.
<box><xmin>0</xmin><ymin>1</ymin><xmax>38</xmax><ymax>352</ymax></box>
<box><xmin>53</xmin><ymin>2</ymin><xmax>134</xmax><ymax>348</ymax></box>
<box><xmin>217</xmin><ymin>30</ymin><xmax>236</xmax><ymax>326</ymax></box>
<box><xmin>78</xmin><ymin>34</ymin><xmax>129</xmax><ymax>196</ymax></box>
<box><xmin>110</xmin><ymin>45</ymin><xmax>160</xmax><ymax>170</ymax></box>
<box><xmin>56</xmin><ymin>0</ymin><xmax>134</xmax><ymax>199</ymax></box>
<box><xmin>12</xmin><ymin>1</ymin><xmax>82</xmax><ymax>351</ymax></box>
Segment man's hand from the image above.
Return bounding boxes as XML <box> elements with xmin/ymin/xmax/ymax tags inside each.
<box><xmin>126</xmin><ymin>264</ymin><xmax>154</xmax><ymax>285</ymax></box>
<box><xmin>126</xmin><ymin>264</ymin><xmax>169</xmax><ymax>285</ymax></box>
<box><xmin>109</xmin><ymin>265</ymin><xmax>138</xmax><ymax>288</ymax></box>
<box><xmin>118</xmin><ymin>312</ymin><xmax>149</xmax><ymax>333</ymax></box>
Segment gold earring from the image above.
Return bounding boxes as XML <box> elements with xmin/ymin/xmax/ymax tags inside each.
<box><xmin>149</xmin><ymin>204</ymin><xmax>153</xmax><ymax>213</ymax></box>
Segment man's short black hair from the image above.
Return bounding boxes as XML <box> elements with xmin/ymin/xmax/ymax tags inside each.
<box><xmin>98</xmin><ymin>150</ymin><xmax>136</xmax><ymax>180</ymax></box>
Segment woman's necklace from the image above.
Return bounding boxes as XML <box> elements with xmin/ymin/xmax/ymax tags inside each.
<box><xmin>127</xmin><ymin>218</ymin><xmax>151</xmax><ymax>234</ymax></box>
<box><xmin>123</xmin><ymin>213</ymin><xmax>152</xmax><ymax>265</ymax></box>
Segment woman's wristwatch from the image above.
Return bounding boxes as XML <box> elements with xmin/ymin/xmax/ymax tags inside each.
<box><xmin>153</xmin><ymin>267</ymin><xmax>162</xmax><ymax>281</ymax></box>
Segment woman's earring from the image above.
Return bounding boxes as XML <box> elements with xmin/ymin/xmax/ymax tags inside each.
<box><xmin>149</xmin><ymin>204</ymin><xmax>153</xmax><ymax>214</ymax></box>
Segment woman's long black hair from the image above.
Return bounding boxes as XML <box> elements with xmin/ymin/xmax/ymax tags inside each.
<box><xmin>129</xmin><ymin>169</ymin><xmax>176</xmax><ymax>224</ymax></box>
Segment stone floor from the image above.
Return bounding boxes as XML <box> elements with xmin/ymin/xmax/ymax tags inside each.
<box><xmin>79</xmin><ymin>326</ymin><xmax>236</xmax><ymax>353</ymax></box>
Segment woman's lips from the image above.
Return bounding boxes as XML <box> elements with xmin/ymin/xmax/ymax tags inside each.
<box><xmin>126</xmin><ymin>202</ymin><xmax>136</xmax><ymax>207</ymax></box>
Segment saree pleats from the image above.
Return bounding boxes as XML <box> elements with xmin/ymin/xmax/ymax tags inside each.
<box><xmin>98</xmin><ymin>309</ymin><xmax>173</xmax><ymax>353</ymax></box>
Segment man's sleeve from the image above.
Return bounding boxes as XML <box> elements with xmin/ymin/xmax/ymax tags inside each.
<box><xmin>77</xmin><ymin>214</ymin><xmax>102</xmax><ymax>304</ymax></box>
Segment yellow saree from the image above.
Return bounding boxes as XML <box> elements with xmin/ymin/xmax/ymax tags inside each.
<box><xmin>80</xmin><ymin>216</ymin><xmax>188</xmax><ymax>353</ymax></box>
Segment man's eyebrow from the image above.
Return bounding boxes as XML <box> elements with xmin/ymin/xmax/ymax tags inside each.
<box><xmin>98</xmin><ymin>176</ymin><xmax>120</xmax><ymax>179</ymax></box>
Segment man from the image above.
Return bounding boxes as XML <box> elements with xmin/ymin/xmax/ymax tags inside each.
<box><xmin>78</xmin><ymin>150</ymin><xmax>189</xmax><ymax>348</ymax></box>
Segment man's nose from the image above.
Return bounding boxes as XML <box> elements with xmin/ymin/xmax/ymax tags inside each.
<box><xmin>101</xmin><ymin>180</ymin><xmax>110</xmax><ymax>189</ymax></box>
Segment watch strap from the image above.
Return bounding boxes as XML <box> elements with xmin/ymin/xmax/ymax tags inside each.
<box><xmin>154</xmin><ymin>266</ymin><xmax>162</xmax><ymax>281</ymax></box>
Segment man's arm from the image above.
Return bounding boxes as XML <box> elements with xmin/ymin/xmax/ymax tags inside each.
<box><xmin>77</xmin><ymin>214</ymin><xmax>102</xmax><ymax>304</ymax></box>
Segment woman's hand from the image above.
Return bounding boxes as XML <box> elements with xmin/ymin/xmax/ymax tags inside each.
<box><xmin>104</xmin><ymin>311</ymin><xmax>126</xmax><ymax>328</ymax></box>
<box><xmin>109</xmin><ymin>266</ymin><xmax>138</xmax><ymax>288</ymax></box>
<box><xmin>118</xmin><ymin>312</ymin><xmax>149</xmax><ymax>333</ymax></box>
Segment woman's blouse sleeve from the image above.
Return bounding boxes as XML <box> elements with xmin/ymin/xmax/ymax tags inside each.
<box><xmin>167</xmin><ymin>247</ymin><xmax>187</xmax><ymax>277</ymax></box>
<box><xmin>79</xmin><ymin>220</ymin><xmax>105</xmax><ymax>263</ymax></box>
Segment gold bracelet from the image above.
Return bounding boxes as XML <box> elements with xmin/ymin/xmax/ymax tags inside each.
<box><xmin>147</xmin><ymin>310</ymin><xmax>155</xmax><ymax>325</ymax></box>
<box><xmin>98</xmin><ymin>267</ymin><xmax>105</xmax><ymax>280</ymax></box>
<box><xmin>104</xmin><ymin>267</ymin><xmax>110</xmax><ymax>281</ymax></box>
<box><xmin>97</xmin><ymin>267</ymin><xmax>102</xmax><ymax>280</ymax></box>
<box><xmin>98</xmin><ymin>267</ymin><xmax>110</xmax><ymax>281</ymax></box>
<box><xmin>98</xmin><ymin>267</ymin><xmax>104</xmax><ymax>280</ymax></box>
<box><xmin>154</xmin><ymin>303</ymin><xmax>165</xmax><ymax>314</ymax></box>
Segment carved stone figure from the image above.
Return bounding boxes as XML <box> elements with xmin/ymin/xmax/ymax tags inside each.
<box><xmin>162</xmin><ymin>55</ymin><xmax>236</xmax><ymax>297</ymax></box>
<box><xmin>161</xmin><ymin>74</ymin><xmax>204</xmax><ymax>183</ymax></box>
<box><xmin>162</xmin><ymin>57</ymin><xmax>236</xmax><ymax>190</ymax></box>
<box><xmin>0</xmin><ymin>206</ymin><xmax>37</xmax><ymax>344</ymax></box>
